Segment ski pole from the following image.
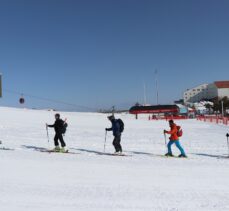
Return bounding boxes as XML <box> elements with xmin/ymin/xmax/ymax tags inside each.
<box><xmin>164</xmin><ymin>132</ymin><xmax>167</xmax><ymax>151</ymax></box>
<box><xmin>104</xmin><ymin>131</ymin><xmax>107</xmax><ymax>153</ymax></box>
<box><xmin>227</xmin><ymin>134</ymin><xmax>229</xmax><ymax>157</ymax></box>
<box><xmin>46</xmin><ymin>125</ymin><xmax>50</xmax><ymax>143</ymax></box>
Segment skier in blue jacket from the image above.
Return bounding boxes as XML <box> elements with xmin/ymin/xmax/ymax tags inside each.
<box><xmin>106</xmin><ymin>115</ymin><xmax>123</xmax><ymax>154</ymax></box>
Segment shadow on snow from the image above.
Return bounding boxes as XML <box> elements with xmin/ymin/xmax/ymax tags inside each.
<box><xmin>193</xmin><ymin>153</ymin><xmax>229</xmax><ymax>159</ymax></box>
<box><xmin>71</xmin><ymin>148</ymin><xmax>108</xmax><ymax>155</ymax></box>
<box><xmin>21</xmin><ymin>145</ymin><xmax>48</xmax><ymax>152</ymax></box>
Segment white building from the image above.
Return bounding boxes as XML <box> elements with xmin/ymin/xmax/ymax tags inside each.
<box><xmin>213</xmin><ymin>81</ymin><xmax>229</xmax><ymax>99</ymax></box>
<box><xmin>183</xmin><ymin>81</ymin><xmax>229</xmax><ymax>104</ymax></box>
<box><xmin>183</xmin><ymin>84</ymin><xmax>208</xmax><ymax>104</ymax></box>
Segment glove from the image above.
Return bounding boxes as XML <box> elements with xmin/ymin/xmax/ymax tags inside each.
<box><xmin>164</xmin><ymin>130</ymin><xmax>167</xmax><ymax>134</ymax></box>
<box><xmin>105</xmin><ymin>128</ymin><xmax>108</xmax><ymax>131</ymax></box>
<box><xmin>226</xmin><ymin>133</ymin><xmax>229</xmax><ymax>137</ymax></box>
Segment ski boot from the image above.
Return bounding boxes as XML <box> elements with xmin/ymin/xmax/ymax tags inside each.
<box><xmin>60</xmin><ymin>147</ymin><xmax>68</xmax><ymax>153</ymax></box>
<box><xmin>114</xmin><ymin>151</ymin><xmax>122</xmax><ymax>156</ymax></box>
<box><xmin>178</xmin><ymin>154</ymin><xmax>187</xmax><ymax>158</ymax></box>
<box><xmin>114</xmin><ymin>151</ymin><xmax>123</xmax><ymax>156</ymax></box>
<box><xmin>53</xmin><ymin>146</ymin><xmax>60</xmax><ymax>152</ymax></box>
<box><xmin>165</xmin><ymin>153</ymin><xmax>174</xmax><ymax>157</ymax></box>
<box><xmin>118</xmin><ymin>151</ymin><xmax>123</xmax><ymax>156</ymax></box>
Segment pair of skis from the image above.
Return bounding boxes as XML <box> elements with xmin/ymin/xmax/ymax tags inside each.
<box><xmin>40</xmin><ymin>149</ymin><xmax>79</xmax><ymax>155</ymax></box>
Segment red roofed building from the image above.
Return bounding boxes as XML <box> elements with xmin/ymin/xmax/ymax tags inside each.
<box><xmin>214</xmin><ymin>81</ymin><xmax>229</xmax><ymax>89</ymax></box>
<box><xmin>208</xmin><ymin>81</ymin><xmax>229</xmax><ymax>100</ymax></box>
<box><xmin>183</xmin><ymin>81</ymin><xmax>229</xmax><ymax>104</ymax></box>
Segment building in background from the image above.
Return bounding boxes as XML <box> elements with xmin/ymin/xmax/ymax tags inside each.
<box><xmin>183</xmin><ymin>84</ymin><xmax>209</xmax><ymax>104</ymax></box>
<box><xmin>210</xmin><ymin>81</ymin><xmax>229</xmax><ymax>100</ymax></box>
<box><xmin>183</xmin><ymin>81</ymin><xmax>229</xmax><ymax>104</ymax></box>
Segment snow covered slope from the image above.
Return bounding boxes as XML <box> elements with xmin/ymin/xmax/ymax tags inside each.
<box><xmin>0</xmin><ymin>107</ymin><xmax>229</xmax><ymax>211</ymax></box>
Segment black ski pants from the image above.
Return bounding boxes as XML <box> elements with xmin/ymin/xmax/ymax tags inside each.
<box><xmin>113</xmin><ymin>135</ymin><xmax>122</xmax><ymax>152</ymax></box>
<box><xmin>54</xmin><ymin>133</ymin><xmax>66</xmax><ymax>147</ymax></box>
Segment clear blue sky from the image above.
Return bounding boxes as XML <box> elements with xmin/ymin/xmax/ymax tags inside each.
<box><xmin>0</xmin><ymin>0</ymin><xmax>229</xmax><ymax>111</ymax></box>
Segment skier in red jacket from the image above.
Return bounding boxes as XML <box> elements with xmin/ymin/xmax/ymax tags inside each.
<box><xmin>164</xmin><ymin>120</ymin><xmax>187</xmax><ymax>158</ymax></box>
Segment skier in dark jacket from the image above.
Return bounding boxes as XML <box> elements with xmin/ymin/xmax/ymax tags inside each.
<box><xmin>106</xmin><ymin>115</ymin><xmax>123</xmax><ymax>154</ymax></box>
<box><xmin>46</xmin><ymin>113</ymin><xmax>66</xmax><ymax>152</ymax></box>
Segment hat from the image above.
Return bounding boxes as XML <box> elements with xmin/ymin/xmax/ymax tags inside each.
<box><xmin>55</xmin><ymin>113</ymin><xmax>60</xmax><ymax>118</ymax></box>
<box><xmin>169</xmin><ymin>120</ymin><xmax>174</xmax><ymax>124</ymax></box>
<box><xmin>108</xmin><ymin>115</ymin><xmax>115</xmax><ymax>120</ymax></box>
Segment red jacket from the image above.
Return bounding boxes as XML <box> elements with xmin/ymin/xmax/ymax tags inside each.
<box><xmin>165</xmin><ymin>123</ymin><xmax>179</xmax><ymax>141</ymax></box>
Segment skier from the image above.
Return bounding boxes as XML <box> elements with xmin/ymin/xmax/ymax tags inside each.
<box><xmin>164</xmin><ymin>120</ymin><xmax>187</xmax><ymax>158</ymax></box>
<box><xmin>106</xmin><ymin>115</ymin><xmax>124</xmax><ymax>155</ymax></box>
<box><xmin>46</xmin><ymin>113</ymin><xmax>67</xmax><ymax>152</ymax></box>
<box><xmin>226</xmin><ymin>133</ymin><xmax>229</xmax><ymax>155</ymax></box>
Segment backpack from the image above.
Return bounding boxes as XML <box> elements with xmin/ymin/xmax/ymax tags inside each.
<box><xmin>177</xmin><ymin>125</ymin><xmax>183</xmax><ymax>137</ymax></box>
<box><xmin>117</xmin><ymin>119</ymin><xmax>124</xmax><ymax>133</ymax></box>
<box><xmin>61</xmin><ymin>120</ymin><xmax>68</xmax><ymax>134</ymax></box>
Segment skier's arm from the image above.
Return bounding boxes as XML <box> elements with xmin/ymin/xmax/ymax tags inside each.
<box><xmin>165</xmin><ymin>128</ymin><xmax>176</xmax><ymax>135</ymax></box>
<box><xmin>47</xmin><ymin>124</ymin><xmax>54</xmax><ymax>128</ymax></box>
<box><xmin>47</xmin><ymin>122</ymin><xmax>55</xmax><ymax>128</ymax></box>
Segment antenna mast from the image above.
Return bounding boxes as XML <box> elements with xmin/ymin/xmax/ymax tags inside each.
<box><xmin>155</xmin><ymin>69</ymin><xmax>159</xmax><ymax>105</ymax></box>
<box><xmin>143</xmin><ymin>81</ymin><xmax>147</xmax><ymax>105</ymax></box>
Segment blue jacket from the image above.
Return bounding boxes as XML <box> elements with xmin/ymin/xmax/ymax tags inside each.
<box><xmin>107</xmin><ymin>119</ymin><xmax>121</xmax><ymax>137</ymax></box>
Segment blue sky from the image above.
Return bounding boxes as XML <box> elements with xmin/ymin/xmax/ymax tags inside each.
<box><xmin>0</xmin><ymin>0</ymin><xmax>229</xmax><ymax>111</ymax></box>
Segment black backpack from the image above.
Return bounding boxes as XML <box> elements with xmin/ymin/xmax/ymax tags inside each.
<box><xmin>61</xmin><ymin>120</ymin><xmax>68</xmax><ymax>134</ymax></box>
<box><xmin>117</xmin><ymin>119</ymin><xmax>124</xmax><ymax>133</ymax></box>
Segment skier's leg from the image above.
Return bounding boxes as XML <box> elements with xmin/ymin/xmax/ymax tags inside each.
<box><xmin>167</xmin><ymin>140</ymin><xmax>174</xmax><ymax>155</ymax></box>
<box><xmin>58</xmin><ymin>134</ymin><xmax>66</xmax><ymax>148</ymax></box>
<box><xmin>54</xmin><ymin>134</ymin><xmax>59</xmax><ymax>147</ymax></box>
<box><xmin>116</xmin><ymin>135</ymin><xmax>122</xmax><ymax>152</ymax></box>
<box><xmin>113</xmin><ymin>137</ymin><xmax>119</xmax><ymax>152</ymax></box>
<box><xmin>53</xmin><ymin>134</ymin><xmax>60</xmax><ymax>151</ymax></box>
<box><xmin>175</xmin><ymin>141</ymin><xmax>186</xmax><ymax>156</ymax></box>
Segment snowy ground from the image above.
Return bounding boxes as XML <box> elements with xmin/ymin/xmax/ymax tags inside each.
<box><xmin>0</xmin><ymin>107</ymin><xmax>229</xmax><ymax>211</ymax></box>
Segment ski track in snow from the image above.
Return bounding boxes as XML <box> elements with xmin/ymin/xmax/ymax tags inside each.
<box><xmin>0</xmin><ymin>107</ymin><xmax>229</xmax><ymax>211</ymax></box>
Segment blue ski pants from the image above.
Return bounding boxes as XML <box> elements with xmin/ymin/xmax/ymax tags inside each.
<box><xmin>168</xmin><ymin>140</ymin><xmax>186</xmax><ymax>155</ymax></box>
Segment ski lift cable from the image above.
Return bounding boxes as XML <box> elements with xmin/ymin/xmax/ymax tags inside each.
<box><xmin>4</xmin><ymin>89</ymin><xmax>96</xmax><ymax>111</ymax></box>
